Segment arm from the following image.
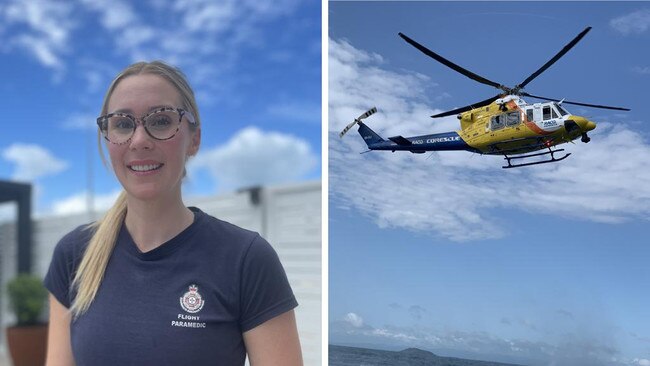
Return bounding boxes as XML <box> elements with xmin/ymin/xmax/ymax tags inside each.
<box><xmin>243</xmin><ymin>310</ymin><xmax>303</xmax><ymax>366</ymax></box>
<box><xmin>46</xmin><ymin>294</ymin><xmax>75</xmax><ymax>366</ymax></box>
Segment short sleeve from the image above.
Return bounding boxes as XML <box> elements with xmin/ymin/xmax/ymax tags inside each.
<box><xmin>44</xmin><ymin>227</ymin><xmax>88</xmax><ymax>308</ymax></box>
<box><xmin>239</xmin><ymin>235</ymin><xmax>298</xmax><ymax>332</ymax></box>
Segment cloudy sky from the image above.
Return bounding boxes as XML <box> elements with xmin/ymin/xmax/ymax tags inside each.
<box><xmin>329</xmin><ymin>2</ymin><xmax>650</xmax><ymax>366</ymax></box>
<box><xmin>0</xmin><ymin>0</ymin><xmax>320</xmax><ymax>219</ymax></box>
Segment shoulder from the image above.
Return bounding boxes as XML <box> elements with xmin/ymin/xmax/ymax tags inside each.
<box><xmin>193</xmin><ymin>208</ymin><xmax>261</xmax><ymax>249</ymax></box>
<box><xmin>191</xmin><ymin>208</ymin><xmax>281</xmax><ymax>269</ymax></box>
<box><xmin>52</xmin><ymin>223</ymin><xmax>96</xmax><ymax>261</ymax></box>
<box><xmin>45</xmin><ymin>223</ymin><xmax>97</xmax><ymax>307</ymax></box>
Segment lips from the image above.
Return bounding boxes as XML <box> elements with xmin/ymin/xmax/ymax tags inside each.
<box><xmin>129</xmin><ymin>164</ymin><xmax>163</xmax><ymax>172</ymax></box>
<box><xmin>127</xmin><ymin>160</ymin><xmax>164</xmax><ymax>172</ymax></box>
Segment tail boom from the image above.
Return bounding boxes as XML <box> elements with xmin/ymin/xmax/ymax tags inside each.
<box><xmin>342</xmin><ymin>108</ymin><xmax>474</xmax><ymax>154</ymax></box>
<box><xmin>367</xmin><ymin>131</ymin><xmax>473</xmax><ymax>153</ymax></box>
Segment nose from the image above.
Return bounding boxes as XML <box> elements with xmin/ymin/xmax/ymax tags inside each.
<box><xmin>129</xmin><ymin>124</ymin><xmax>154</xmax><ymax>150</ymax></box>
<box><xmin>573</xmin><ymin>116</ymin><xmax>597</xmax><ymax>132</ymax></box>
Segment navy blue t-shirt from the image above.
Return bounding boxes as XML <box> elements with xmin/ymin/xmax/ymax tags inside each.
<box><xmin>44</xmin><ymin>208</ymin><xmax>298</xmax><ymax>366</ymax></box>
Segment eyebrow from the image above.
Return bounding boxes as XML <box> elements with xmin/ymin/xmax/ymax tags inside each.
<box><xmin>112</xmin><ymin>105</ymin><xmax>175</xmax><ymax>114</ymax></box>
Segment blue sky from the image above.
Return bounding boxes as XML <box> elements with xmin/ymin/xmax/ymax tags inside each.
<box><xmin>329</xmin><ymin>2</ymin><xmax>650</xmax><ymax>366</ymax></box>
<box><xmin>0</xmin><ymin>0</ymin><xmax>320</xmax><ymax>219</ymax></box>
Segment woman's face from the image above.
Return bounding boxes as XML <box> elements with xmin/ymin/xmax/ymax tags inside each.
<box><xmin>106</xmin><ymin>74</ymin><xmax>200</xmax><ymax>202</ymax></box>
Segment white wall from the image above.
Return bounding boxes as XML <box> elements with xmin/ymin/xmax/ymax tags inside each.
<box><xmin>0</xmin><ymin>181</ymin><xmax>321</xmax><ymax>365</ymax></box>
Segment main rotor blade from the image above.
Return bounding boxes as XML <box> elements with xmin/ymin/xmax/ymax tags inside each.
<box><xmin>431</xmin><ymin>94</ymin><xmax>502</xmax><ymax>118</ymax></box>
<box><xmin>517</xmin><ymin>27</ymin><xmax>591</xmax><ymax>90</ymax></box>
<box><xmin>521</xmin><ymin>93</ymin><xmax>630</xmax><ymax>111</ymax></box>
<box><xmin>399</xmin><ymin>32</ymin><xmax>505</xmax><ymax>91</ymax></box>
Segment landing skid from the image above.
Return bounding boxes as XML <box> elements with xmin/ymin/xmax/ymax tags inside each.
<box><xmin>502</xmin><ymin>148</ymin><xmax>571</xmax><ymax>169</ymax></box>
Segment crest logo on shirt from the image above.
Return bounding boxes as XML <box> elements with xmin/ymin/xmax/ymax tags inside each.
<box><xmin>180</xmin><ymin>284</ymin><xmax>205</xmax><ymax>313</ymax></box>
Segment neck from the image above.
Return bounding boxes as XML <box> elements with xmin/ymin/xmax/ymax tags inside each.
<box><xmin>124</xmin><ymin>192</ymin><xmax>194</xmax><ymax>253</ymax></box>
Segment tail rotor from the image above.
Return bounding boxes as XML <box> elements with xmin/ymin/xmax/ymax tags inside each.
<box><xmin>339</xmin><ymin>107</ymin><xmax>377</xmax><ymax>138</ymax></box>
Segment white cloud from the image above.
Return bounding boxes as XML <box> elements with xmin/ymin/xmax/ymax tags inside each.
<box><xmin>610</xmin><ymin>9</ymin><xmax>650</xmax><ymax>35</ymax></box>
<box><xmin>188</xmin><ymin>127</ymin><xmax>317</xmax><ymax>191</ymax></box>
<box><xmin>344</xmin><ymin>312</ymin><xmax>364</xmax><ymax>328</ymax></box>
<box><xmin>76</xmin><ymin>58</ymin><xmax>119</xmax><ymax>95</ymax></box>
<box><xmin>50</xmin><ymin>189</ymin><xmax>121</xmax><ymax>216</ymax></box>
<box><xmin>329</xmin><ymin>38</ymin><xmax>502</xmax><ymax>241</ymax></box>
<box><xmin>329</xmin><ymin>38</ymin><xmax>384</xmax><ymax>65</ymax></box>
<box><xmin>79</xmin><ymin>0</ymin><xmax>301</xmax><ymax>63</ymax></box>
<box><xmin>1</xmin><ymin>0</ymin><xmax>75</xmax><ymax>73</ymax></box>
<box><xmin>68</xmin><ymin>0</ymin><xmax>306</xmax><ymax>105</ymax></box>
<box><xmin>515</xmin><ymin>124</ymin><xmax>650</xmax><ymax>223</ymax></box>
<box><xmin>88</xmin><ymin>0</ymin><xmax>135</xmax><ymax>29</ymax></box>
<box><xmin>14</xmin><ymin>35</ymin><xmax>62</xmax><ymax>69</ymax></box>
<box><xmin>633</xmin><ymin>359</ymin><xmax>650</xmax><ymax>366</ymax></box>
<box><xmin>120</xmin><ymin>26</ymin><xmax>156</xmax><ymax>51</ymax></box>
<box><xmin>328</xmin><ymin>39</ymin><xmax>452</xmax><ymax>139</ymax></box>
<box><xmin>632</xmin><ymin>66</ymin><xmax>650</xmax><ymax>75</ymax></box>
<box><xmin>2</xmin><ymin>0</ymin><xmax>306</xmax><ymax>90</ymax></box>
<box><xmin>1</xmin><ymin>0</ymin><xmax>319</xmax><ymax>135</ymax></box>
<box><xmin>2</xmin><ymin>143</ymin><xmax>68</xmax><ymax>181</ymax></box>
<box><xmin>174</xmin><ymin>0</ymin><xmax>237</xmax><ymax>33</ymax></box>
<box><xmin>78</xmin><ymin>0</ymin><xmax>153</xmax><ymax>56</ymax></box>
<box><xmin>329</xmin><ymin>37</ymin><xmax>650</xmax><ymax>242</ymax></box>
<box><xmin>241</xmin><ymin>0</ymin><xmax>299</xmax><ymax>18</ymax></box>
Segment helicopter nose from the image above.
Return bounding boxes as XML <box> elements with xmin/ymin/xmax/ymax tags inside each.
<box><xmin>572</xmin><ymin>116</ymin><xmax>596</xmax><ymax>131</ymax></box>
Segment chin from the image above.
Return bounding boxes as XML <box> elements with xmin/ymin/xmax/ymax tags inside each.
<box><xmin>125</xmin><ymin>189</ymin><xmax>162</xmax><ymax>202</ymax></box>
<box><xmin>117</xmin><ymin>173</ymin><xmax>183</xmax><ymax>202</ymax></box>
<box><xmin>123</xmin><ymin>183</ymin><xmax>171</xmax><ymax>202</ymax></box>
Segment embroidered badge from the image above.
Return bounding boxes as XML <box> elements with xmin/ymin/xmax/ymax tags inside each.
<box><xmin>180</xmin><ymin>284</ymin><xmax>205</xmax><ymax>313</ymax></box>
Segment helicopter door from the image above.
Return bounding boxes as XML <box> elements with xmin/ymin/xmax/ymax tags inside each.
<box><xmin>542</xmin><ymin>105</ymin><xmax>559</xmax><ymax>120</ymax></box>
<box><xmin>532</xmin><ymin>105</ymin><xmax>542</xmax><ymax>122</ymax></box>
<box><xmin>526</xmin><ymin>108</ymin><xmax>534</xmax><ymax>122</ymax></box>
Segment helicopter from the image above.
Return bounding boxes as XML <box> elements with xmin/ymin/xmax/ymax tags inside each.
<box><xmin>339</xmin><ymin>27</ymin><xmax>630</xmax><ymax>168</ymax></box>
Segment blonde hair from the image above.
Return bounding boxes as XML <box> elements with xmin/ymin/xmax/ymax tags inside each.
<box><xmin>70</xmin><ymin>61</ymin><xmax>200</xmax><ymax>316</ymax></box>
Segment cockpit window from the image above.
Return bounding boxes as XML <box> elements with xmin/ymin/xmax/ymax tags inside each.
<box><xmin>554</xmin><ymin>103</ymin><xmax>569</xmax><ymax>116</ymax></box>
<box><xmin>551</xmin><ymin>108</ymin><xmax>559</xmax><ymax>119</ymax></box>
<box><xmin>543</xmin><ymin>106</ymin><xmax>551</xmax><ymax>120</ymax></box>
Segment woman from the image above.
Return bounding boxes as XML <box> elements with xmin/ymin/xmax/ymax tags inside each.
<box><xmin>44</xmin><ymin>61</ymin><xmax>302</xmax><ymax>366</ymax></box>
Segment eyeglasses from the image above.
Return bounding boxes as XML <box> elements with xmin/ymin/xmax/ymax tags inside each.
<box><xmin>96</xmin><ymin>107</ymin><xmax>196</xmax><ymax>145</ymax></box>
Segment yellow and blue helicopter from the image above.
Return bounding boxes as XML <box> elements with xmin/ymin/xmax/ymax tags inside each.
<box><xmin>340</xmin><ymin>27</ymin><xmax>630</xmax><ymax>168</ymax></box>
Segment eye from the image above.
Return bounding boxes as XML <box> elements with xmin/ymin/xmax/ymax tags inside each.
<box><xmin>109</xmin><ymin>116</ymin><xmax>134</xmax><ymax>131</ymax></box>
<box><xmin>147</xmin><ymin>112</ymin><xmax>174</xmax><ymax>130</ymax></box>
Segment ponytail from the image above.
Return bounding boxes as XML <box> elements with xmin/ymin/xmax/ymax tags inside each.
<box><xmin>70</xmin><ymin>191</ymin><xmax>127</xmax><ymax>317</ymax></box>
